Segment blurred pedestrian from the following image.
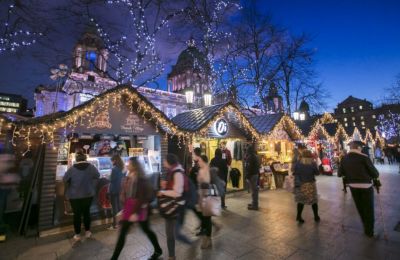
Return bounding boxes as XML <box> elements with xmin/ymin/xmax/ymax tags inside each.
<box><xmin>18</xmin><ymin>151</ymin><xmax>33</xmax><ymax>200</ymax></box>
<box><xmin>210</xmin><ymin>148</ymin><xmax>228</xmax><ymax>209</ymax></box>
<box><xmin>63</xmin><ymin>151</ymin><xmax>100</xmax><ymax>243</ymax></box>
<box><xmin>245</xmin><ymin>145</ymin><xmax>260</xmax><ymax>210</ymax></box>
<box><xmin>197</xmin><ymin>155</ymin><xmax>213</xmax><ymax>249</ymax></box>
<box><xmin>108</xmin><ymin>154</ymin><xmax>125</xmax><ymax>230</ymax></box>
<box><xmin>158</xmin><ymin>154</ymin><xmax>185</xmax><ymax>260</ymax></box>
<box><xmin>0</xmin><ymin>151</ymin><xmax>19</xmax><ymax>242</ymax></box>
<box><xmin>111</xmin><ymin>157</ymin><xmax>162</xmax><ymax>260</ymax></box>
<box><xmin>338</xmin><ymin>150</ymin><xmax>348</xmax><ymax>193</ymax></box>
<box><xmin>338</xmin><ymin>141</ymin><xmax>381</xmax><ymax>237</ymax></box>
<box><xmin>293</xmin><ymin>150</ymin><xmax>320</xmax><ymax>223</ymax></box>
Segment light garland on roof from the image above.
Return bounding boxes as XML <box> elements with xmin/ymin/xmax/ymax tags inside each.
<box><xmin>263</xmin><ymin>115</ymin><xmax>304</xmax><ymax>141</ymax></box>
<box><xmin>8</xmin><ymin>86</ymin><xmax>189</xmax><ymax>154</ymax></box>
<box><xmin>193</xmin><ymin>104</ymin><xmax>260</xmax><ymax>140</ymax></box>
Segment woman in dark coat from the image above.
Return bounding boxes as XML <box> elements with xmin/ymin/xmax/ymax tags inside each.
<box><xmin>210</xmin><ymin>148</ymin><xmax>228</xmax><ymax>209</ymax></box>
<box><xmin>293</xmin><ymin>150</ymin><xmax>320</xmax><ymax>223</ymax></box>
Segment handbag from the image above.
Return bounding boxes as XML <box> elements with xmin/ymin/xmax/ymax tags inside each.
<box><xmin>158</xmin><ymin>195</ymin><xmax>184</xmax><ymax>218</ymax></box>
<box><xmin>200</xmin><ymin>184</ymin><xmax>221</xmax><ymax>217</ymax></box>
<box><xmin>283</xmin><ymin>175</ymin><xmax>295</xmax><ymax>193</ymax></box>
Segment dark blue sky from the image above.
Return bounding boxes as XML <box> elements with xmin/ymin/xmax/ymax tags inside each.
<box><xmin>260</xmin><ymin>0</ymin><xmax>400</xmax><ymax>110</ymax></box>
<box><xmin>0</xmin><ymin>0</ymin><xmax>399</xmax><ymax>111</ymax></box>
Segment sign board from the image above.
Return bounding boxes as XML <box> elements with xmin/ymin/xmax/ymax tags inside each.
<box><xmin>214</xmin><ymin>118</ymin><xmax>228</xmax><ymax>136</ymax></box>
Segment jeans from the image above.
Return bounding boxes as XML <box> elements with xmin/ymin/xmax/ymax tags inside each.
<box><xmin>111</xmin><ymin>217</ymin><xmax>162</xmax><ymax>260</ymax></box>
<box><xmin>69</xmin><ymin>197</ymin><xmax>93</xmax><ymax>235</ymax></box>
<box><xmin>110</xmin><ymin>193</ymin><xmax>121</xmax><ymax>227</ymax></box>
<box><xmin>201</xmin><ymin>215</ymin><xmax>212</xmax><ymax>237</ymax></box>
<box><xmin>165</xmin><ymin>218</ymin><xmax>176</xmax><ymax>257</ymax></box>
<box><xmin>249</xmin><ymin>175</ymin><xmax>259</xmax><ymax>208</ymax></box>
<box><xmin>350</xmin><ymin>187</ymin><xmax>375</xmax><ymax>235</ymax></box>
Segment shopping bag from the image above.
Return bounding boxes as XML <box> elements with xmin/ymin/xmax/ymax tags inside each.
<box><xmin>158</xmin><ymin>195</ymin><xmax>184</xmax><ymax>219</ymax></box>
<box><xmin>200</xmin><ymin>184</ymin><xmax>221</xmax><ymax>217</ymax></box>
<box><xmin>283</xmin><ymin>175</ymin><xmax>294</xmax><ymax>193</ymax></box>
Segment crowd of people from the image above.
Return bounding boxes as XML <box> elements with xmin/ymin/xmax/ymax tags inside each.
<box><xmin>0</xmin><ymin>139</ymin><xmax>386</xmax><ymax>258</ymax></box>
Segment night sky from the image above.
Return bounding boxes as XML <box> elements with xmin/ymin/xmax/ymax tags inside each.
<box><xmin>1</xmin><ymin>0</ymin><xmax>399</xmax><ymax>111</ymax></box>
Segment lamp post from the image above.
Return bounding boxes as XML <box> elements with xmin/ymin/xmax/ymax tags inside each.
<box><xmin>204</xmin><ymin>90</ymin><xmax>212</xmax><ymax>106</ymax></box>
<box><xmin>50</xmin><ymin>64</ymin><xmax>68</xmax><ymax>113</ymax></box>
<box><xmin>185</xmin><ymin>86</ymin><xmax>194</xmax><ymax>109</ymax></box>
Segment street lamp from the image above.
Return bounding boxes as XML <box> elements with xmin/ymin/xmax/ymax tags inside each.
<box><xmin>204</xmin><ymin>90</ymin><xmax>212</xmax><ymax>106</ymax></box>
<box><xmin>185</xmin><ymin>86</ymin><xmax>194</xmax><ymax>109</ymax></box>
<box><xmin>293</xmin><ymin>111</ymin><xmax>300</xmax><ymax>120</ymax></box>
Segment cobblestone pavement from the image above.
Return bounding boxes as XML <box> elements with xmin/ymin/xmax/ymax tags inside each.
<box><xmin>1</xmin><ymin>164</ymin><xmax>400</xmax><ymax>260</ymax></box>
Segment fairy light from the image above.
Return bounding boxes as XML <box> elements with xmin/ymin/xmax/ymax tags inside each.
<box><xmin>0</xmin><ymin>4</ymin><xmax>42</xmax><ymax>53</ymax></box>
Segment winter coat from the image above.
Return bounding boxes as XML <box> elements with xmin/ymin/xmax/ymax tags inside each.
<box><xmin>63</xmin><ymin>161</ymin><xmax>100</xmax><ymax>199</ymax></box>
<box><xmin>338</xmin><ymin>150</ymin><xmax>379</xmax><ymax>184</ymax></box>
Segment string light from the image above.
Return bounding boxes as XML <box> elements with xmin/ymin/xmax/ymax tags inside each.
<box><xmin>0</xmin><ymin>4</ymin><xmax>42</xmax><ymax>53</ymax></box>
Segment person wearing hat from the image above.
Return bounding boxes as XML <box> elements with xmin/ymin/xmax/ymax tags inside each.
<box><xmin>338</xmin><ymin>140</ymin><xmax>381</xmax><ymax>237</ymax></box>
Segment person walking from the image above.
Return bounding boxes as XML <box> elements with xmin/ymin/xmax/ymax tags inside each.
<box><xmin>197</xmin><ymin>155</ymin><xmax>213</xmax><ymax>249</ymax></box>
<box><xmin>338</xmin><ymin>150</ymin><xmax>348</xmax><ymax>193</ymax></box>
<box><xmin>338</xmin><ymin>141</ymin><xmax>381</xmax><ymax>237</ymax></box>
<box><xmin>111</xmin><ymin>157</ymin><xmax>162</xmax><ymax>260</ymax></box>
<box><xmin>108</xmin><ymin>154</ymin><xmax>125</xmax><ymax>230</ymax></box>
<box><xmin>245</xmin><ymin>145</ymin><xmax>260</xmax><ymax>210</ymax></box>
<box><xmin>293</xmin><ymin>150</ymin><xmax>320</xmax><ymax>223</ymax></box>
<box><xmin>63</xmin><ymin>151</ymin><xmax>100</xmax><ymax>243</ymax></box>
<box><xmin>210</xmin><ymin>148</ymin><xmax>228</xmax><ymax>209</ymax></box>
<box><xmin>158</xmin><ymin>154</ymin><xmax>185</xmax><ymax>260</ymax></box>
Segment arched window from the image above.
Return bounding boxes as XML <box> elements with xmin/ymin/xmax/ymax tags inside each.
<box><xmin>85</xmin><ymin>51</ymin><xmax>97</xmax><ymax>70</ymax></box>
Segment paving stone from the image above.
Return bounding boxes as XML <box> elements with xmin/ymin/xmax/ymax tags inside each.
<box><xmin>1</xmin><ymin>164</ymin><xmax>400</xmax><ymax>260</ymax></box>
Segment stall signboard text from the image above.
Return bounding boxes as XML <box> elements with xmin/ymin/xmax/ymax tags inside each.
<box><xmin>214</xmin><ymin>118</ymin><xmax>228</xmax><ymax>136</ymax></box>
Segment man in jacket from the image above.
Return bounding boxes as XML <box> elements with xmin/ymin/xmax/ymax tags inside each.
<box><xmin>338</xmin><ymin>141</ymin><xmax>381</xmax><ymax>237</ymax></box>
<box><xmin>245</xmin><ymin>145</ymin><xmax>260</xmax><ymax>210</ymax></box>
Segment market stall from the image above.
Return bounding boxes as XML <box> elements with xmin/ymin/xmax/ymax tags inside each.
<box><xmin>8</xmin><ymin>84</ymin><xmax>185</xmax><ymax>235</ymax></box>
<box><xmin>172</xmin><ymin>102</ymin><xmax>259</xmax><ymax>191</ymax></box>
<box><xmin>249</xmin><ymin>114</ymin><xmax>303</xmax><ymax>189</ymax></box>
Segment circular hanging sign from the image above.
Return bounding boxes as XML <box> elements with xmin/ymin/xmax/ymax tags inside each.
<box><xmin>214</xmin><ymin>118</ymin><xmax>228</xmax><ymax>136</ymax></box>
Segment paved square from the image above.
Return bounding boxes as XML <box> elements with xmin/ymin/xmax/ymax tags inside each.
<box><xmin>1</xmin><ymin>164</ymin><xmax>399</xmax><ymax>260</ymax></box>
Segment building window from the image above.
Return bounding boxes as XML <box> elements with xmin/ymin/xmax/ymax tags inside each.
<box><xmin>351</xmin><ymin>107</ymin><xmax>354</xmax><ymax>112</ymax></box>
<box><xmin>353</xmin><ymin>122</ymin><xmax>356</xmax><ymax>126</ymax></box>
<box><xmin>359</xmin><ymin>105</ymin><xmax>363</xmax><ymax>110</ymax></box>
<box><xmin>342</xmin><ymin>108</ymin><xmax>346</xmax><ymax>113</ymax></box>
<box><xmin>372</xmin><ymin>115</ymin><xmax>376</xmax><ymax>119</ymax></box>
<box><xmin>345</xmin><ymin>123</ymin><xmax>348</xmax><ymax>127</ymax></box>
<box><xmin>85</xmin><ymin>51</ymin><xmax>97</xmax><ymax>70</ymax></box>
<box><xmin>361</xmin><ymin>121</ymin><xmax>365</xmax><ymax>126</ymax></box>
<box><xmin>352</xmin><ymin>116</ymin><xmax>355</xmax><ymax>120</ymax></box>
<box><xmin>344</xmin><ymin>118</ymin><xmax>347</xmax><ymax>122</ymax></box>
<box><xmin>360</xmin><ymin>116</ymin><xmax>364</xmax><ymax>120</ymax></box>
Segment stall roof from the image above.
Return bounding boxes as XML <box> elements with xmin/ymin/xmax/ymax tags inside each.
<box><xmin>8</xmin><ymin>84</ymin><xmax>187</xmax><ymax>138</ymax></box>
<box><xmin>172</xmin><ymin>103</ymin><xmax>227</xmax><ymax>132</ymax></box>
<box><xmin>247</xmin><ymin>114</ymin><xmax>283</xmax><ymax>134</ymax></box>
<box><xmin>295</xmin><ymin>117</ymin><xmax>319</xmax><ymax>136</ymax></box>
<box><xmin>323</xmin><ymin>123</ymin><xmax>338</xmax><ymax>136</ymax></box>
<box><xmin>172</xmin><ymin>102</ymin><xmax>259</xmax><ymax>138</ymax></box>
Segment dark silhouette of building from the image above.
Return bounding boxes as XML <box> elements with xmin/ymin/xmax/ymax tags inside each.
<box><xmin>0</xmin><ymin>92</ymin><xmax>27</xmax><ymax>114</ymax></box>
<box><xmin>333</xmin><ymin>95</ymin><xmax>400</xmax><ymax>133</ymax></box>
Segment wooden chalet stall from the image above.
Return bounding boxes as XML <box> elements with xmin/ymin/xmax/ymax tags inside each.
<box><xmin>171</xmin><ymin>102</ymin><xmax>259</xmax><ymax>192</ymax></box>
<box><xmin>248</xmin><ymin>114</ymin><xmax>303</xmax><ymax>189</ymax></box>
<box><xmin>8</xmin><ymin>84</ymin><xmax>185</xmax><ymax>236</ymax></box>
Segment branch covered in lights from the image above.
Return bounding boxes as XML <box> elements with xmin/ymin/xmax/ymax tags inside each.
<box><xmin>0</xmin><ymin>3</ymin><xmax>42</xmax><ymax>53</ymax></box>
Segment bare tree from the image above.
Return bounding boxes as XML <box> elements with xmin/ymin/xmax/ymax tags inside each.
<box><xmin>383</xmin><ymin>73</ymin><xmax>400</xmax><ymax>104</ymax></box>
<box><xmin>275</xmin><ymin>33</ymin><xmax>328</xmax><ymax>114</ymax></box>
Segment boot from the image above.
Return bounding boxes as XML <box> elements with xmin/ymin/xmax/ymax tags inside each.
<box><xmin>200</xmin><ymin>236</ymin><xmax>212</xmax><ymax>249</ymax></box>
<box><xmin>296</xmin><ymin>203</ymin><xmax>305</xmax><ymax>223</ymax></box>
<box><xmin>312</xmin><ymin>203</ymin><xmax>320</xmax><ymax>222</ymax></box>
